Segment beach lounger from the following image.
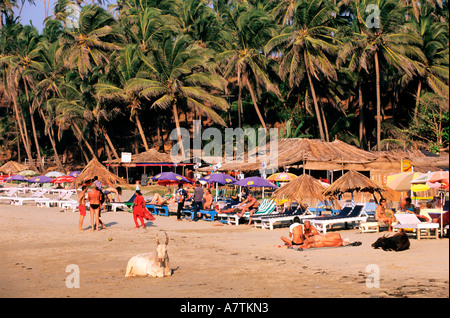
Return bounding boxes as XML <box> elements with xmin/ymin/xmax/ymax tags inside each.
<box><xmin>146</xmin><ymin>204</ymin><xmax>169</xmax><ymax>217</ymax></box>
<box><xmin>254</xmin><ymin>206</ymin><xmax>317</xmax><ymax>230</ymax></box>
<box><xmin>0</xmin><ymin>188</ymin><xmax>19</xmax><ymax>204</ymax></box>
<box><xmin>310</xmin><ymin>205</ymin><xmax>368</xmax><ymax>234</ymax></box>
<box><xmin>106</xmin><ymin>194</ymin><xmax>136</xmax><ymax>212</ymax></box>
<box><xmin>35</xmin><ymin>190</ymin><xmax>75</xmax><ymax>207</ymax></box>
<box><xmin>225</xmin><ymin>199</ymin><xmax>277</xmax><ymax>226</ymax></box>
<box><xmin>10</xmin><ymin>189</ymin><xmax>49</xmax><ymax>206</ymax></box>
<box><xmin>393</xmin><ymin>213</ymin><xmax>439</xmax><ymax>240</ymax></box>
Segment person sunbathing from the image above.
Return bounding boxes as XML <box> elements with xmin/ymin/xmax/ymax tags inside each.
<box><xmin>375</xmin><ymin>198</ymin><xmax>395</xmax><ymax>231</ymax></box>
<box><xmin>148</xmin><ymin>193</ymin><xmax>175</xmax><ymax>205</ymax></box>
<box><xmin>236</xmin><ymin>193</ymin><xmax>259</xmax><ymax>217</ymax></box>
<box><xmin>297</xmin><ymin>232</ymin><xmax>361</xmax><ymax>249</ymax></box>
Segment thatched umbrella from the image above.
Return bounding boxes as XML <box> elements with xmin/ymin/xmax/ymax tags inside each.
<box><xmin>75</xmin><ymin>157</ymin><xmax>127</xmax><ymax>187</ymax></box>
<box><xmin>0</xmin><ymin>161</ymin><xmax>29</xmax><ymax>175</ymax></box>
<box><xmin>272</xmin><ymin>174</ymin><xmax>327</xmax><ymax>207</ymax></box>
<box><xmin>322</xmin><ymin>170</ymin><xmax>386</xmax><ymax>202</ymax></box>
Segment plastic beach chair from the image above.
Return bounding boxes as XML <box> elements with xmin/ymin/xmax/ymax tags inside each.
<box><xmin>310</xmin><ymin>205</ymin><xmax>368</xmax><ymax>234</ymax></box>
<box><xmin>254</xmin><ymin>205</ymin><xmax>316</xmax><ymax>230</ymax></box>
<box><xmin>394</xmin><ymin>213</ymin><xmax>439</xmax><ymax>240</ymax></box>
<box><xmin>146</xmin><ymin>204</ymin><xmax>169</xmax><ymax>217</ymax></box>
<box><xmin>107</xmin><ymin>194</ymin><xmax>135</xmax><ymax>212</ymax></box>
<box><xmin>225</xmin><ymin>199</ymin><xmax>276</xmax><ymax>226</ymax></box>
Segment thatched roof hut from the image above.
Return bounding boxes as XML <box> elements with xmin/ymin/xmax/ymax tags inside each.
<box><xmin>272</xmin><ymin>174</ymin><xmax>327</xmax><ymax>207</ymax></box>
<box><xmin>75</xmin><ymin>157</ymin><xmax>127</xmax><ymax>186</ymax></box>
<box><xmin>0</xmin><ymin>161</ymin><xmax>29</xmax><ymax>175</ymax></box>
<box><xmin>105</xmin><ymin>149</ymin><xmax>174</xmax><ymax>168</ymax></box>
<box><xmin>199</xmin><ymin>138</ymin><xmax>378</xmax><ymax>172</ymax></box>
<box><xmin>322</xmin><ymin>170</ymin><xmax>385</xmax><ymax>198</ymax></box>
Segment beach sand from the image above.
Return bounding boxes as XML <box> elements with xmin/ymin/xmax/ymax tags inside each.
<box><xmin>0</xmin><ymin>191</ymin><xmax>448</xmax><ymax>299</ymax></box>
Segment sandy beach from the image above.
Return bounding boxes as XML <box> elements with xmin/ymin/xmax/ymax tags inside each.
<box><xmin>0</xmin><ymin>190</ymin><xmax>448</xmax><ymax>299</ymax></box>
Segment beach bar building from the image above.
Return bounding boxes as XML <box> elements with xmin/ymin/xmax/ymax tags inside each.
<box><xmin>199</xmin><ymin>138</ymin><xmax>448</xmax><ymax>202</ymax></box>
<box><xmin>104</xmin><ymin>148</ymin><xmax>195</xmax><ymax>184</ymax></box>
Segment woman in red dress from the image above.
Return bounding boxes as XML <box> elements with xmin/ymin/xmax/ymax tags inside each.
<box><xmin>133</xmin><ymin>190</ymin><xmax>147</xmax><ymax>228</ymax></box>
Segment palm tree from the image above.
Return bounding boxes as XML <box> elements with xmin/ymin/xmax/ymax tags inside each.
<box><xmin>267</xmin><ymin>0</ymin><xmax>341</xmax><ymax>140</ymax></box>
<box><xmin>96</xmin><ymin>44</ymin><xmax>150</xmax><ymax>152</ymax></box>
<box><xmin>339</xmin><ymin>0</ymin><xmax>421</xmax><ymax>150</ymax></box>
<box><xmin>128</xmin><ymin>35</ymin><xmax>228</xmax><ymax>158</ymax></box>
<box><xmin>56</xmin><ymin>4</ymin><xmax>124</xmax><ymax>79</ymax></box>
<box><xmin>34</xmin><ymin>19</ymin><xmax>67</xmax><ymax>172</ymax></box>
<box><xmin>0</xmin><ymin>25</ymin><xmax>45</xmax><ymax>171</ymax></box>
<box><xmin>216</xmin><ymin>2</ymin><xmax>281</xmax><ymax>130</ymax></box>
<box><xmin>407</xmin><ymin>2</ymin><xmax>449</xmax><ymax>120</ymax></box>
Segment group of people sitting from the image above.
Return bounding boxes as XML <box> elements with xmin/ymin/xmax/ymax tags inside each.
<box><xmin>280</xmin><ymin>218</ymin><xmax>361</xmax><ymax>249</ymax></box>
<box><xmin>374</xmin><ymin>197</ymin><xmax>429</xmax><ymax>231</ymax></box>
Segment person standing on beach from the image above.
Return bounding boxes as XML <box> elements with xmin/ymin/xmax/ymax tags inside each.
<box><xmin>88</xmin><ymin>185</ymin><xmax>102</xmax><ymax>231</ymax></box>
<box><xmin>132</xmin><ymin>190</ymin><xmax>146</xmax><ymax>229</ymax></box>
<box><xmin>192</xmin><ymin>181</ymin><xmax>204</xmax><ymax>221</ymax></box>
<box><xmin>77</xmin><ymin>185</ymin><xmax>88</xmax><ymax>231</ymax></box>
<box><xmin>175</xmin><ymin>183</ymin><xmax>188</xmax><ymax>221</ymax></box>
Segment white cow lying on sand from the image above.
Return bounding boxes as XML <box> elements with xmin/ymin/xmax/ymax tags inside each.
<box><xmin>125</xmin><ymin>231</ymin><xmax>172</xmax><ymax>278</ymax></box>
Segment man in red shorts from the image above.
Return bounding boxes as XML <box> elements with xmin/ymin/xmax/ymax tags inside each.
<box><xmin>77</xmin><ymin>185</ymin><xmax>88</xmax><ymax>231</ymax></box>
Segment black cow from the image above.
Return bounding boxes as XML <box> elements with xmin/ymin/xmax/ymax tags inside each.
<box><xmin>371</xmin><ymin>231</ymin><xmax>410</xmax><ymax>252</ymax></box>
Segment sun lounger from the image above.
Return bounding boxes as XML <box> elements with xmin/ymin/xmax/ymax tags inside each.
<box><xmin>10</xmin><ymin>189</ymin><xmax>50</xmax><ymax>206</ymax></box>
<box><xmin>106</xmin><ymin>194</ymin><xmax>136</xmax><ymax>212</ymax></box>
<box><xmin>0</xmin><ymin>188</ymin><xmax>19</xmax><ymax>204</ymax></box>
<box><xmin>310</xmin><ymin>205</ymin><xmax>368</xmax><ymax>234</ymax></box>
<box><xmin>34</xmin><ymin>190</ymin><xmax>75</xmax><ymax>207</ymax></box>
<box><xmin>146</xmin><ymin>204</ymin><xmax>169</xmax><ymax>217</ymax></box>
<box><xmin>224</xmin><ymin>199</ymin><xmax>277</xmax><ymax>226</ymax></box>
<box><xmin>393</xmin><ymin>213</ymin><xmax>439</xmax><ymax>240</ymax></box>
<box><xmin>254</xmin><ymin>206</ymin><xmax>316</xmax><ymax>230</ymax></box>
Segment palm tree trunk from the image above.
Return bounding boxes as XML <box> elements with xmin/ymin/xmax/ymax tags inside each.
<box><xmin>304</xmin><ymin>50</ymin><xmax>325</xmax><ymax>140</ymax></box>
<box><xmin>103</xmin><ymin>128</ymin><xmax>120</xmax><ymax>159</ymax></box>
<box><xmin>172</xmin><ymin>102</ymin><xmax>186</xmax><ymax>160</ymax></box>
<box><xmin>11</xmin><ymin>97</ymin><xmax>35</xmax><ymax>168</ymax></box>
<box><xmin>375</xmin><ymin>50</ymin><xmax>381</xmax><ymax>150</ymax></box>
<box><xmin>24</xmin><ymin>82</ymin><xmax>45</xmax><ymax>172</ymax></box>
<box><xmin>39</xmin><ymin>108</ymin><xmax>66</xmax><ymax>173</ymax></box>
<box><xmin>245</xmin><ymin>77</ymin><xmax>267</xmax><ymax>131</ymax></box>
<box><xmin>358</xmin><ymin>80</ymin><xmax>367</xmax><ymax>148</ymax></box>
<box><xmin>135</xmin><ymin>112</ymin><xmax>149</xmax><ymax>151</ymax></box>
<box><xmin>73</xmin><ymin>122</ymin><xmax>97</xmax><ymax>159</ymax></box>
<box><xmin>414</xmin><ymin>80</ymin><xmax>422</xmax><ymax>121</ymax></box>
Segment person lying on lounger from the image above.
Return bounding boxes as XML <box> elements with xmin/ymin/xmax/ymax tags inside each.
<box><xmin>214</xmin><ymin>193</ymin><xmax>259</xmax><ymax>216</ymax></box>
<box><xmin>148</xmin><ymin>193</ymin><xmax>175</xmax><ymax>205</ymax></box>
<box><xmin>281</xmin><ymin>219</ymin><xmax>319</xmax><ymax>246</ymax></box>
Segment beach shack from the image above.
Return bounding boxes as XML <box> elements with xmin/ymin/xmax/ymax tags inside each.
<box><xmin>104</xmin><ymin>148</ymin><xmax>195</xmax><ymax>184</ymax></box>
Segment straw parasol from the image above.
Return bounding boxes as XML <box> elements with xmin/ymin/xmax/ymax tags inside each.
<box><xmin>322</xmin><ymin>170</ymin><xmax>385</xmax><ymax>200</ymax></box>
<box><xmin>75</xmin><ymin>157</ymin><xmax>127</xmax><ymax>187</ymax></box>
<box><xmin>0</xmin><ymin>161</ymin><xmax>29</xmax><ymax>175</ymax></box>
<box><xmin>272</xmin><ymin>174</ymin><xmax>327</xmax><ymax>207</ymax></box>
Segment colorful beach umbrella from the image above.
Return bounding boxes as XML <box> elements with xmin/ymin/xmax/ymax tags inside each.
<box><xmin>68</xmin><ymin>171</ymin><xmax>81</xmax><ymax>178</ymax></box>
<box><xmin>234</xmin><ymin>176</ymin><xmax>278</xmax><ymax>188</ymax></box>
<box><xmin>267</xmin><ymin>172</ymin><xmax>297</xmax><ymax>182</ymax></box>
<box><xmin>45</xmin><ymin>171</ymin><xmax>65</xmax><ymax>178</ymax></box>
<box><xmin>200</xmin><ymin>173</ymin><xmax>237</xmax><ymax>185</ymax></box>
<box><xmin>51</xmin><ymin>175</ymin><xmax>75</xmax><ymax>183</ymax></box>
<box><xmin>386</xmin><ymin>172</ymin><xmax>420</xmax><ymax>192</ymax></box>
<box><xmin>18</xmin><ymin>169</ymin><xmax>39</xmax><ymax>177</ymax></box>
<box><xmin>6</xmin><ymin>175</ymin><xmax>28</xmax><ymax>181</ymax></box>
<box><xmin>28</xmin><ymin>175</ymin><xmax>52</xmax><ymax>183</ymax></box>
<box><xmin>428</xmin><ymin>170</ymin><xmax>449</xmax><ymax>185</ymax></box>
<box><xmin>151</xmin><ymin>172</ymin><xmax>192</xmax><ymax>184</ymax></box>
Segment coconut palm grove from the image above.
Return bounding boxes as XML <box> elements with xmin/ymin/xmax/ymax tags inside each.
<box><xmin>0</xmin><ymin>0</ymin><xmax>448</xmax><ymax>171</ymax></box>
